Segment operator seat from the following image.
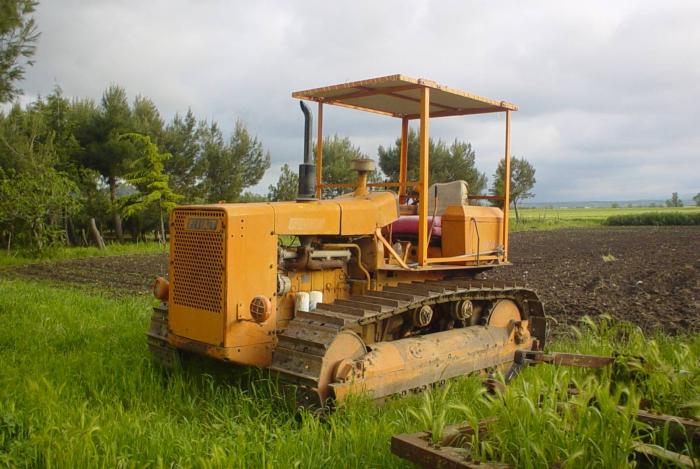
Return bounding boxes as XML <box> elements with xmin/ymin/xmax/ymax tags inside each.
<box><xmin>392</xmin><ymin>180</ymin><xmax>469</xmax><ymax>241</ymax></box>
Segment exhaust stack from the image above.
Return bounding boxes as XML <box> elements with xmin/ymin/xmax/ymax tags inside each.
<box><xmin>297</xmin><ymin>101</ymin><xmax>316</xmax><ymax>201</ymax></box>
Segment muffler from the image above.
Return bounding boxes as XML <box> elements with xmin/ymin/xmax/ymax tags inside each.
<box><xmin>297</xmin><ymin>101</ymin><xmax>316</xmax><ymax>200</ymax></box>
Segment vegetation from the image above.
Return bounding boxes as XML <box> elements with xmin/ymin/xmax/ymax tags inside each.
<box><xmin>693</xmin><ymin>192</ymin><xmax>700</xmax><ymax>207</ymax></box>
<box><xmin>666</xmin><ymin>192</ymin><xmax>684</xmax><ymax>208</ymax></box>
<box><xmin>202</xmin><ymin>119</ymin><xmax>270</xmax><ymax>204</ymax></box>
<box><xmin>319</xmin><ymin>135</ymin><xmax>378</xmax><ymax>197</ymax></box>
<box><xmin>267</xmin><ymin>163</ymin><xmax>298</xmax><ymax>202</ymax></box>
<box><xmin>490</xmin><ymin>156</ymin><xmax>536</xmax><ymax>221</ymax></box>
<box><xmin>0</xmin><ymin>0</ymin><xmax>38</xmax><ymax>103</ymax></box>
<box><xmin>0</xmin><ymin>86</ymin><xmax>271</xmax><ymax>253</ymax></box>
<box><xmin>605</xmin><ymin>211</ymin><xmax>700</xmax><ymax>226</ymax></box>
<box><xmin>0</xmin><ymin>242</ymin><xmax>166</xmax><ymax>267</ymax></box>
<box><xmin>0</xmin><ymin>279</ymin><xmax>696</xmax><ymax>467</ymax></box>
<box><xmin>509</xmin><ymin>205</ymin><xmax>700</xmax><ymax>232</ymax></box>
<box><xmin>118</xmin><ymin>134</ymin><xmax>182</xmax><ymax>242</ymax></box>
<box><xmin>452</xmin><ymin>316</ymin><xmax>699</xmax><ymax>467</ymax></box>
<box><xmin>378</xmin><ymin>128</ymin><xmax>487</xmax><ymax>194</ymax></box>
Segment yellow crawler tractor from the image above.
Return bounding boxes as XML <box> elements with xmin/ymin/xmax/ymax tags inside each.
<box><xmin>148</xmin><ymin>75</ymin><xmax>547</xmax><ymax>408</ymax></box>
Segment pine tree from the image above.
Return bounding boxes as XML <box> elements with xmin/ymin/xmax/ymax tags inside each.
<box><xmin>119</xmin><ymin>133</ymin><xmax>182</xmax><ymax>242</ymax></box>
<box><xmin>267</xmin><ymin>163</ymin><xmax>298</xmax><ymax>201</ymax></box>
<box><xmin>0</xmin><ymin>0</ymin><xmax>39</xmax><ymax>103</ymax></box>
<box><xmin>378</xmin><ymin>128</ymin><xmax>487</xmax><ymax>193</ymax></box>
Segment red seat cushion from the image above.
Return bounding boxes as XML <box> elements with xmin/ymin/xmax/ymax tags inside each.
<box><xmin>391</xmin><ymin>215</ymin><xmax>442</xmax><ymax>238</ymax></box>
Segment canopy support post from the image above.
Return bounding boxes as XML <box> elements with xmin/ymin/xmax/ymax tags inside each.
<box><xmin>315</xmin><ymin>102</ymin><xmax>324</xmax><ymax>199</ymax></box>
<box><xmin>502</xmin><ymin>110</ymin><xmax>511</xmax><ymax>260</ymax></box>
<box><xmin>399</xmin><ymin>118</ymin><xmax>409</xmax><ymax>202</ymax></box>
<box><xmin>417</xmin><ymin>87</ymin><xmax>430</xmax><ymax>266</ymax></box>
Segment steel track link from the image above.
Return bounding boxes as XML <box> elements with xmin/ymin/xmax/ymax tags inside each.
<box><xmin>146</xmin><ymin>303</ymin><xmax>182</xmax><ymax>369</ymax></box>
<box><xmin>270</xmin><ymin>279</ymin><xmax>546</xmax><ymax>408</ymax></box>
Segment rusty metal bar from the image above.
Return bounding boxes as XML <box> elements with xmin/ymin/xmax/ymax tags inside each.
<box><xmin>392</xmin><ymin>418</ymin><xmax>510</xmax><ymax>469</ymax></box>
<box><xmin>515</xmin><ymin>350</ymin><xmax>615</xmax><ymax>368</ymax></box>
<box><xmin>630</xmin><ymin>408</ymin><xmax>700</xmax><ymax>444</ymax></box>
<box><xmin>469</xmin><ymin>194</ymin><xmax>505</xmax><ymax>201</ymax></box>
<box><xmin>632</xmin><ymin>442</ymin><xmax>696</xmax><ymax>467</ymax></box>
<box><xmin>319</xmin><ymin>181</ymin><xmax>419</xmax><ymax>190</ymax></box>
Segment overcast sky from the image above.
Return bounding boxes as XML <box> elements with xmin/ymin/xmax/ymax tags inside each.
<box><xmin>20</xmin><ymin>0</ymin><xmax>700</xmax><ymax>202</ymax></box>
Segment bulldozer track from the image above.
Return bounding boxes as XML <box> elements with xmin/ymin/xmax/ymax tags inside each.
<box><xmin>270</xmin><ymin>279</ymin><xmax>546</xmax><ymax>408</ymax></box>
<box><xmin>147</xmin><ymin>303</ymin><xmax>181</xmax><ymax>370</ymax></box>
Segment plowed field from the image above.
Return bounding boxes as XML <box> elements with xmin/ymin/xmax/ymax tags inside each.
<box><xmin>6</xmin><ymin>227</ymin><xmax>699</xmax><ymax>333</ymax></box>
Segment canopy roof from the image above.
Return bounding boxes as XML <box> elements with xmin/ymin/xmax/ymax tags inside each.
<box><xmin>292</xmin><ymin>74</ymin><xmax>517</xmax><ymax>119</ymax></box>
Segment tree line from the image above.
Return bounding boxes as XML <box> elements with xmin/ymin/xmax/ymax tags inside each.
<box><xmin>0</xmin><ymin>86</ymin><xmax>536</xmax><ymax>252</ymax></box>
<box><xmin>0</xmin><ymin>86</ymin><xmax>271</xmax><ymax>250</ymax></box>
<box><xmin>0</xmin><ymin>0</ymin><xmax>536</xmax><ymax>253</ymax></box>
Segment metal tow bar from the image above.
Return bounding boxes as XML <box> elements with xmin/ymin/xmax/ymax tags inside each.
<box><xmin>503</xmin><ymin>350</ymin><xmax>615</xmax><ymax>384</ymax></box>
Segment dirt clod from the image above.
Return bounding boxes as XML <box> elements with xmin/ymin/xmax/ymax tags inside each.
<box><xmin>485</xmin><ymin>226</ymin><xmax>700</xmax><ymax>334</ymax></box>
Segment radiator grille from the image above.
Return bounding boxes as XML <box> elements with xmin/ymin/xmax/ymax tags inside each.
<box><xmin>171</xmin><ymin>209</ymin><xmax>226</xmax><ymax>313</ymax></box>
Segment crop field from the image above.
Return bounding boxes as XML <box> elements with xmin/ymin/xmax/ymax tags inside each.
<box><xmin>511</xmin><ymin>206</ymin><xmax>700</xmax><ymax>231</ymax></box>
<box><xmin>1</xmin><ymin>225</ymin><xmax>699</xmax><ymax>467</ymax></box>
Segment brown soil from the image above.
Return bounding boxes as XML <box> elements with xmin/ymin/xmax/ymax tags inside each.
<box><xmin>485</xmin><ymin>226</ymin><xmax>700</xmax><ymax>334</ymax></box>
<box><xmin>5</xmin><ymin>253</ymin><xmax>170</xmax><ymax>297</ymax></box>
<box><xmin>4</xmin><ymin>227</ymin><xmax>699</xmax><ymax>334</ymax></box>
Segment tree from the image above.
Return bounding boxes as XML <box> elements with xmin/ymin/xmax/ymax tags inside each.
<box><xmin>267</xmin><ymin>163</ymin><xmax>298</xmax><ymax>201</ymax></box>
<box><xmin>0</xmin><ymin>167</ymin><xmax>80</xmax><ymax>252</ymax></box>
<box><xmin>693</xmin><ymin>193</ymin><xmax>700</xmax><ymax>207</ymax></box>
<box><xmin>238</xmin><ymin>191</ymin><xmax>267</xmax><ymax>203</ymax></box>
<box><xmin>131</xmin><ymin>95</ymin><xmax>163</xmax><ymax>142</ymax></box>
<box><xmin>318</xmin><ymin>135</ymin><xmax>379</xmax><ymax>197</ymax></box>
<box><xmin>118</xmin><ymin>133</ymin><xmax>181</xmax><ymax>242</ymax></box>
<box><xmin>665</xmin><ymin>192</ymin><xmax>683</xmax><ymax>207</ymax></box>
<box><xmin>162</xmin><ymin>109</ymin><xmax>205</xmax><ymax>202</ymax></box>
<box><xmin>74</xmin><ymin>85</ymin><xmax>138</xmax><ymax>240</ymax></box>
<box><xmin>489</xmin><ymin>156</ymin><xmax>536</xmax><ymax>222</ymax></box>
<box><xmin>378</xmin><ymin>127</ymin><xmax>419</xmax><ymax>182</ymax></box>
<box><xmin>203</xmin><ymin>119</ymin><xmax>270</xmax><ymax>202</ymax></box>
<box><xmin>0</xmin><ymin>0</ymin><xmax>39</xmax><ymax>103</ymax></box>
<box><xmin>378</xmin><ymin>128</ymin><xmax>487</xmax><ymax>194</ymax></box>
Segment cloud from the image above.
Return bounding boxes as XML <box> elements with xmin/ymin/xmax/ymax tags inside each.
<box><xmin>21</xmin><ymin>0</ymin><xmax>700</xmax><ymax>201</ymax></box>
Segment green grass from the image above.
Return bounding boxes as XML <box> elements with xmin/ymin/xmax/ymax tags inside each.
<box><xmin>0</xmin><ymin>279</ymin><xmax>697</xmax><ymax>467</ymax></box>
<box><xmin>0</xmin><ymin>242</ymin><xmax>168</xmax><ymax>267</ymax></box>
<box><xmin>510</xmin><ymin>206</ymin><xmax>700</xmax><ymax>231</ymax></box>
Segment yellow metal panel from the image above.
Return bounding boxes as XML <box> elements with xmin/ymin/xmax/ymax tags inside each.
<box><xmin>441</xmin><ymin>205</ymin><xmax>504</xmax><ymax>260</ymax></box>
<box><xmin>336</xmin><ymin>192</ymin><xmax>399</xmax><ymax>235</ymax></box>
<box><xmin>170</xmin><ymin>306</ymin><xmax>224</xmax><ymax>346</ymax></box>
<box><xmin>224</xmin><ymin>204</ymin><xmax>277</xmax><ymax>349</ymax></box>
<box><xmin>273</xmin><ymin>201</ymin><xmax>341</xmax><ymax>235</ymax></box>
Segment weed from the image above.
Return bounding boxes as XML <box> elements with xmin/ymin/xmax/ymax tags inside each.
<box><xmin>0</xmin><ymin>279</ymin><xmax>697</xmax><ymax>467</ymax></box>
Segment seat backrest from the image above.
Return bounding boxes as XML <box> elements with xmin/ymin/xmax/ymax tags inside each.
<box><xmin>427</xmin><ymin>180</ymin><xmax>468</xmax><ymax>215</ymax></box>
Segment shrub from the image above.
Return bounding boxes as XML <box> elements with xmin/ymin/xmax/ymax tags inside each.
<box><xmin>604</xmin><ymin>212</ymin><xmax>700</xmax><ymax>226</ymax></box>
